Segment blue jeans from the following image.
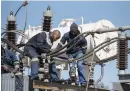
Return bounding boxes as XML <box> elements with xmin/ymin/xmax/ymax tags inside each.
<box><xmin>25</xmin><ymin>46</ymin><xmax>58</xmax><ymax>81</ymax></box>
<box><xmin>31</xmin><ymin>62</ymin><xmax>58</xmax><ymax>81</ymax></box>
<box><xmin>68</xmin><ymin>51</ymin><xmax>86</xmax><ymax>84</ymax></box>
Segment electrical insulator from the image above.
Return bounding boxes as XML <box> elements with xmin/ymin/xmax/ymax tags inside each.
<box><xmin>117</xmin><ymin>34</ymin><xmax>128</xmax><ymax>70</ymax></box>
<box><xmin>6</xmin><ymin>11</ymin><xmax>16</xmax><ymax>49</ymax></box>
<box><xmin>43</xmin><ymin>6</ymin><xmax>53</xmax><ymax>32</ymax></box>
<box><xmin>19</xmin><ymin>62</ymin><xmax>23</xmax><ymax>72</ymax></box>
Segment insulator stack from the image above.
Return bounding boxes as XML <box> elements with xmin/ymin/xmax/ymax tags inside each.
<box><xmin>117</xmin><ymin>36</ymin><xmax>128</xmax><ymax>70</ymax></box>
<box><xmin>39</xmin><ymin>59</ymin><xmax>44</xmax><ymax>68</ymax></box>
<box><xmin>43</xmin><ymin>17</ymin><xmax>51</xmax><ymax>32</ymax></box>
<box><xmin>19</xmin><ymin>62</ymin><xmax>23</xmax><ymax>72</ymax></box>
<box><xmin>43</xmin><ymin>6</ymin><xmax>53</xmax><ymax>32</ymax></box>
<box><xmin>6</xmin><ymin>11</ymin><xmax>16</xmax><ymax>49</ymax></box>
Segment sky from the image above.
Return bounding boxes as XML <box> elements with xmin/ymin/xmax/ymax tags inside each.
<box><xmin>1</xmin><ymin>1</ymin><xmax>130</xmax><ymax>89</ymax></box>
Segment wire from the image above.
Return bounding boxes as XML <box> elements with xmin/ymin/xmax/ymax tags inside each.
<box><xmin>50</xmin><ymin>38</ymin><xmax>119</xmax><ymax>64</ymax></box>
<box><xmin>78</xmin><ymin>39</ymin><xmax>117</xmax><ymax>62</ymax></box>
<box><xmin>95</xmin><ymin>64</ymin><xmax>104</xmax><ymax>84</ymax></box>
<box><xmin>15</xmin><ymin>5</ymin><xmax>23</xmax><ymax>17</ymax></box>
<box><xmin>48</xmin><ymin>32</ymin><xmax>87</xmax><ymax>55</ymax></box>
<box><xmin>1</xmin><ymin>38</ymin><xmax>23</xmax><ymax>54</ymax></box>
<box><xmin>50</xmin><ymin>34</ymin><xmax>89</xmax><ymax>57</ymax></box>
<box><xmin>49</xmin><ymin>26</ymin><xmax>130</xmax><ymax>56</ymax></box>
<box><xmin>97</xmin><ymin>47</ymin><xmax>130</xmax><ymax>64</ymax></box>
<box><xmin>24</xmin><ymin>4</ymin><xmax>28</xmax><ymax>31</ymax></box>
<box><xmin>14</xmin><ymin>1</ymin><xmax>28</xmax><ymax>17</ymax></box>
<box><xmin>20</xmin><ymin>1</ymin><xmax>28</xmax><ymax>44</ymax></box>
<box><xmin>1</xmin><ymin>28</ymin><xmax>6</xmax><ymax>30</ymax></box>
<box><xmin>52</xmin><ymin>46</ymin><xmax>130</xmax><ymax>65</ymax></box>
<box><xmin>76</xmin><ymin>37</ymin><xmax>118</xmax><ymax>61</ymax></box>
<box><xmin>1</xmin><ymin>30</ymin><xmax>29</xmax><ymax>39</ymax></box>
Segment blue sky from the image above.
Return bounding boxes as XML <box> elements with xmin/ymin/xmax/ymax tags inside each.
<box><xmin>1</xmin><ymin>1</ymin><xmax>130</xmax><ymax>89</ymax></box>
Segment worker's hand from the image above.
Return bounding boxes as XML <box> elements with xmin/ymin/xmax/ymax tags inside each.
<box><xmin>41</xmin><ymin>53</ymin><xmax>46</xmax><ymax>59</ymax></box>
<box><xmin>68</xmin><ymin>58</ymin><xmax>74</xmax><ymax>63</ymax></box>
<box><xmin>1</xmin><ymin>65</ymin><xmax>10</xmax><ymax>72</ymax></box>
<box><xmin>49</xmin><ymin>49</ymin><xmax>56</xmax><ymax>53</ymax></box>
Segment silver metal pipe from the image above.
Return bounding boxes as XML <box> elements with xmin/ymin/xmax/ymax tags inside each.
<box><xmin>95</xmin><ymin>64</ymin><xmax>104</xmax><ymax>84</ymax></box>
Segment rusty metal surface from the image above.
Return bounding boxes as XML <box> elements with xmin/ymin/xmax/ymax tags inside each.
<box><xmin>33</xmin><ymin>80</ymin><xmax>110</xmax><ymax>91</ymax></box>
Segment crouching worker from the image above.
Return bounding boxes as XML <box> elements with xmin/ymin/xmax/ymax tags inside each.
<box><xmin>1</xmin><ymin>46</ymin><xmax>18</xmax><ymax>73</ymax></box>
<box><xmin>56</xmin><ymin>23</ymin><xmax>87</xmax><ymax>86</ymax></box>
<box><xmin>23</xmin><ymin>30</ymin><xmax>61</xmax><ymax>81</ymax></box>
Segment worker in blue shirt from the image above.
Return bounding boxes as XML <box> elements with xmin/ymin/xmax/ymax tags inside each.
<box><xmin>23</xmin><ymin>30</ymin><xmax>61</xmax><ymax>81</ymax></box>
<box><xmin>1</xmin><ymin>46</ymin><xmax>18</xmax><ymax>71</ymax></box>
<box><xmin>56</xmin><ymin>23</ymin><xmax>87</xmax><ymax>86</ymax></box>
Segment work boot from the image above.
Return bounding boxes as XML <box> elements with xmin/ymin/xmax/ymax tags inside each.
<box><xmin>81</xmin><ymin>82</ymin><xmax>87</xmax><ymax>87</ymax></box>
<box><xmin>55</xmin><ymin>79</ymin><xmax>67</xmax><ymax>84</ymax></box>
<box><xmin>31</xmin><ymin>75</ymin><xmax>39</xmax><ymax>80</ymax></box>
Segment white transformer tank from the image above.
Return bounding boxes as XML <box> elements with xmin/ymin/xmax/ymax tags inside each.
<box><xmin>17</xmin><ymin>19</ymin><xmax>118</xmax><ymax>67</ymax></box>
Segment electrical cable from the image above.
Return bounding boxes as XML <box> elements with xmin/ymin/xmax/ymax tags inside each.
<box><xmin>23</xmin><ymin>2</ymin><xmax>28</xmax><ymax>31</ymax></box>
<box><xmin>77</xmin><ymin>39</ymin><xmax>117</xmax><ymax>62</ymax></box>
<box><xmin>97</xmin><ymin>47</ymin><xmax>130</xmax><ymax>64</ymax></box>
<box><xmin>15</xmin><ymin>5</ymin><xmax>23</xmax><ymax>17</ymax></box>
<box><xmin>50</xmin><ymin>38</ymin><xmax>130</xmax><ymax>64</ymax></box>
<box><xmin>2</xmin><ymin>31</ymin><xmax>29</xmax><ymax>40</ymax></box>
<box><xmin>51</xmin><ymin>38</ymin><xmax>125</xmax><ymax>64</ymax></box>
<box><xmin>95</xmin><ymin>64</ymin><xmax>104</xmax><ymax>84</ymax></box>
<box><xmin>1</xmin><ymin>38</ymin><xmax>23</xmax><ymax>54</ymax></box>
<box><xmin>48</xmin><ymin>32</ymin><xmax>87</xmax><ymax>55</ymax></box>
<box><xmin>50</xmin><ymin>34</ymin><xmax>89</xmax><ymax>57</ymax></box>
<box><xmin>1</xmin><ymin>28</ymin><xmax>6</xmax><ymax>30</ymax></box>
<box><xmin>76</xmin><ymin>37</ymin><xmax>118</xmax><ymax>61</ymax></box>
<box><xmin>14</xmin><ymin>1</ymin><xmax>28</xmax><ymax>17</ymax></box>
<box><xmin>20</xmin><ymin>1</ymin><xmax>28</xmax><ymax>44</ymax></box>
<box><xmin>49</xmin><ymin>26</ymin><xmax>130</xmax><ymax>56</ymax></box>
<box><xmin>1</xmin><ymin>30</ymin><xmax>29</xmax><ymax>39</ymax></box>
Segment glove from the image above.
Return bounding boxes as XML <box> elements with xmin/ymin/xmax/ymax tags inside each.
<box><xmin>82</xmin><ymin>47</ymin><xmax>87</xmax><ymax>54</ymax></box>
<box><xmin>41</xmin><ymin>53</ymin><xmax>46</xmax><ymax>59</ymax></box>
<box><xmin>49</xmin><ymin>49</ymin><xmax>56</xmax><ymax>53</ymax></box>
<box><xmin>68</xmin><ymin>58</ymin><xmax>74</xmax><ymax>63</ymax></box>
<box><xmin>32</xmin><ymin>58</ymin><xmax>39</xmax><ymax>62</ymax></box>
<box><xmin>1</xmin><ymin>65</ymin><xmax>10</xmax><ymax>71</ymax></box>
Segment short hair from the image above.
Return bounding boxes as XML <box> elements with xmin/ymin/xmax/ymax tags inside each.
<box><xmin>53</xmin><ymin>30</ymin><xmax>61</xmax><ymax>39</ymax></box>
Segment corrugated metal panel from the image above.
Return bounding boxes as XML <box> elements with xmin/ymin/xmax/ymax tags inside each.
<box><xmin>23</xmin><ymin>76</ymin><xmax>39</xmax><ymax>91</ymax></box>
<box><xmin>1</xmin><ymin>73</ymin><xmax>15</xmax><ymax>91</ymax></box>
<box><xmin>2</xmin><ymin>74</ymin><xmax>41</xmax><ymax>91</ymax></box>
<box><xmin>23</xmin><ymin>76</ymin><xmax>29</xmax><ymax>91</ymax></box>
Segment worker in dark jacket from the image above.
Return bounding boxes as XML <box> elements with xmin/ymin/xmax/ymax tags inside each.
<box><xmin>57</xmin><ymin>23</ymin><xmax>87</xmax><ymax>86</ymax></box>
<box><xmin>23</xmin><ymin>30</ymin><xmax>61</xmax><ymax>81</ymax></box>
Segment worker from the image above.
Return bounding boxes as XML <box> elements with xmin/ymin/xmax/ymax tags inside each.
<box><xmin>1</xmin><ymin>46</ymin><xmax>23</xmax><ymax>91</ymax></box>
<box><xmin>23</xmin><ymin>30</ymin><xmax>61</xmax><ymax>81</ymax></box>
<box><xmin>1</xmin><ymin>46</ymin><xmax>18</xmax><ymax>73</ymax></box>
<box><xmin>56</xmin><ymin>23</ymin><xmax>87</xmax><ymax>86</ymax></box>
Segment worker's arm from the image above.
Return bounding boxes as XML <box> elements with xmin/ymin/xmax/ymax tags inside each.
<box><xmin>56</xmin><ymin>33</ymin><xmax>67</xmax><ymax>49</ymax></box>
<box><xmin>36</xmin><ymin>32</ymin><xmax>51</xmax><ymax>53</ymax></box>
<box><xmin>79</xmin><ymin>36</ymin><xmax>87</xmax><ymax>54</ymax></box>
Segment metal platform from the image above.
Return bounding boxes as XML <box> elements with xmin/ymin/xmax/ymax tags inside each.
<box><xmin>33</xmin><ymin>80</ymin><xmax>110</xmax><ymax>91</ymax></box>
<box><xmin>112</xmin><ymin>82</ymin><xmax>130</xmax><ymax>91</ymax></box>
